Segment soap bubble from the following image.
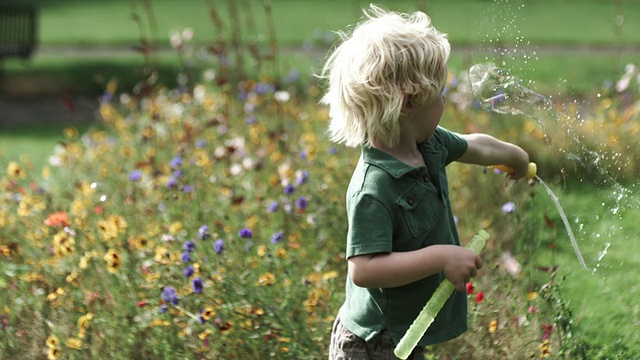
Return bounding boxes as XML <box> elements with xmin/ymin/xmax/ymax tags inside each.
<box><xmin>469</xmin><ymin>63</ymin><xmax>556</xmax><ymax>124</ymax></box>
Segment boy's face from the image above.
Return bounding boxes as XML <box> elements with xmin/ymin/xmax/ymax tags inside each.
<box><xmin>409</xmin><ymin>92</ymin><xmax>445</xmax><ymax>143</ymax></box>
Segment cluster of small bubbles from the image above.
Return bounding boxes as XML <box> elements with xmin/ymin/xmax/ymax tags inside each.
<box><xmin>91</xmin><ymin>182</ymin><xmax>108</xmax><ymax>203</ymax></box>
<box><xmin>470</xmin><ymin>0</ymin><xmax>640</xmax><ymax>277</ymax></box>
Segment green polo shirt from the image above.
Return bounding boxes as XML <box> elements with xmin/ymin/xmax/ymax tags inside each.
<box><xmin>338</xmin><ymin>126</ymin><xmax>469</xmax><ymax>347</ymax></box>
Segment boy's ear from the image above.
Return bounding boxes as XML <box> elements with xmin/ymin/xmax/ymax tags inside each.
<box><xmin>401</xmin><ymin>94</ymin><xmax>413</xmax><ymax>115</ymax></box>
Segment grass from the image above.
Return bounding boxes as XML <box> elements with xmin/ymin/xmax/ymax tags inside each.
<box><xmin>9</xmin><ymin>0</ymin><xmax>639</xmax><ymax>46</ymax></box>
<box><xmin>3</xmin><ymin>0</ymin><xmax>640</xmax><ymax>95</ymax></box>
<box><xmin>530</xmin><ymin>183</ymin><xmax>640</xmax><ymax>352</ymax></box>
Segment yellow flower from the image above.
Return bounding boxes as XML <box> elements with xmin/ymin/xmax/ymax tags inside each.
<box><xmin>22</xmin><ymin>272</ymin><xmax>44</xmax><ymax>283</ymax></box>
<box><xmin>65</xmin><ymin>272</ymin><xmax>78</xmax><ymax>285</ymax></box>
<box><xmin>528</xmin><ymin>292</ymin><xmax>539</xmax><ymax>301</ymax></box>
<box><xmin>47</xmin><ymin>346</ymin><xmax>61</xmax><ymax>360</ymax></box>
<box><xmin>323</xmin><ymin>270</ymin><xmax>339</xmax><ymax>280</ymax></box>
<box><xmin>97</xmin><ymin>219</ymin><xmax>118</xmax><ymax>240</ymax></box>
<box><xmin>149</xmin><ymin>319</ymin><xmax>170</xmax><ymax>327</ymax></box>
<box><xmin>7</xmin><ymin>162</ymin><xmax>26</xmax><ymax>179</ymax></box>
<box><xmin>53</xmin><ymin>230</ymin><xmax>75</xmax><ymax>257</ymax></box>
<box><xmin>129</xmin><ymin>235</ymin><xmax>151</xmax><ymax>250</ymax></box>
<box><xmin>46</xmin><ymin>335</ymin><xmax>60</xmax><ymax>348</ymax></box>
<box><xmin>198</xmin><ymin>329</ymin><xmax>212</xmax><ymax>340</ymax></box>
<box><xmin>0</xmin><ymin>245</ymin><xmax>11</xmax><ymax>257</ymax></box>
<box><xmin>201</xmin><ymin>306</ymin><xmax>216</xmax><ymax>321</ymax></box>
<box><xmin>63</xmin><ymin>127</ymin><xmax>78</xmax><ymax>139</ymax></box>
<box><xmin>540</xmin><ymin>339</ymin><xmax>552</xmax><ymax>357</ymax></box>
<box><xmin>257</xmin><ymin>272</ymin><xmax>276</xmax><ymax>286</ymax></box>
<box><xmin>257</xmin><ymin>245</ymin><xmax>267</xmax><ymax>257</ymax></box>
<box><xmin>488</xmin><ymin>320</ymin><xmax>498</xmax><ymax>334</ymax></box>
<box><xmin>65</xmin><ymin>337</ymin><xmax>82</xmax><ymax>349</ymax></box>
<box><xmin>275</xmin><ymin>248</ymin><xmax>288</xmax><ymax>258</ymax></box>
<box><xmin>77</xmin><ymin>313</ymin><xmax>94</xmax><ymax>337</ymax></box>
<box><xmin>47</xmin><ymin>288</ymin><xmax>65</xmax><ymax>302</ymax></box>
<box><xmin>169</xmin><ymin>221</ymin><xmax>183</xmax><ymax>234</ymax></box>
<box><xmin>79</xmin><ymin>254</ymin><xmax>91</xmax><ymax>270</ymax></box>
<box><xmin>103</xmin><ymin>249</ymin><xmax>122</xmax><ymax>273</ymax></box>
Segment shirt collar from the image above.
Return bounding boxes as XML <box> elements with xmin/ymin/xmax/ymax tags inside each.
<box><xmin>361</xmin><ymin>144</ymin><xmax>430</xmax><ymax>179</ymax></box>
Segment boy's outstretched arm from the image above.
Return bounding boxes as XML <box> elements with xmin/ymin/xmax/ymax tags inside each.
<box><xmin>458</xmin><ymin>134</ymin><xmax>530</xmax><ymax>180</ymax></box>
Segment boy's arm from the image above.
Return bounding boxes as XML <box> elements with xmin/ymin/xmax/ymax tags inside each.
<box><xmin>348</xmin><ymin>245</ymin><xmax>482</xmax><ymax>292</ymax></box>
<box><xmin>457</xmin><ymin>133</ymin><xmax>530</xmax><ymax>179</ymax></box>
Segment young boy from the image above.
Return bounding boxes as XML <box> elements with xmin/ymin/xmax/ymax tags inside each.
<box><xmin>320</xmin><ymin>5</ymin><xmax>530</xmax><ymax>359</ymax></box>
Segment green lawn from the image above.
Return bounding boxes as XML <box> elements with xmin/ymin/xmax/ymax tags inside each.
<box><xmin>532</xmin><ymin>182</ymin><xmax>640</xmax><ymax>352</ymax></box>
<box><xmin>3</xmin><ymin>0</ymin><xmax>639</xmax><ymax>95</ymax></box>
<box><xmin>9</xmin><ymin>0</ymin><xmax>640</xmax><ymax>46</ymax></box>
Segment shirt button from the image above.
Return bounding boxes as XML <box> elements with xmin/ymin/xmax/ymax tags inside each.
<box><xmin>407</xmin><ymin>197</ymin><xmax>414</xmax><ymax>205</ymax></box>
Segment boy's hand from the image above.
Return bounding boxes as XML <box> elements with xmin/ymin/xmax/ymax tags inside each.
<box><xmin>441</xmin><ymin>246</ymin><xmax>483</xmax><ymax>292</ymax></box>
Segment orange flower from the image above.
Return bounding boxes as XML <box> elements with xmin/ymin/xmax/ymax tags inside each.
<box><xmin>44</xmin><ymin>212</ymin><xmax>70</xmax><ymax>227</ymax></box>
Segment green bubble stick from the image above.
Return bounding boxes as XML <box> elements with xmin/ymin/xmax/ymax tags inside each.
<box><xmin>393</xmin><ymin>230</ymin><xmax>490</xmax><ymax>359</ymax></box>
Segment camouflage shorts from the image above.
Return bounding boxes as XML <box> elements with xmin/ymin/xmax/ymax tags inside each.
<box><xmin>329</xmin><ymin>317</ymin><xmax>425</xmax><ymax>360</ymax></box>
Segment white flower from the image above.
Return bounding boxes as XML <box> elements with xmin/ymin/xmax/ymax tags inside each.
<box><xmin>274</xmin><ymin>91</ymin><xmax>290</xmax><ymax>103</ymax></box>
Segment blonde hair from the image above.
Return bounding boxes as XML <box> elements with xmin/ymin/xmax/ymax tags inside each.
<box><xmin>320</xmin><ymin>5</ymin><xmax>450</xmax><ymax>148</ymax></box>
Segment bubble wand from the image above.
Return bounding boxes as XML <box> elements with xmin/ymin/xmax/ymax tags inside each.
<box><xmin>394</xmin><ymin>230</ymin><xmax>490</xmax><ymax>359</ymax></box>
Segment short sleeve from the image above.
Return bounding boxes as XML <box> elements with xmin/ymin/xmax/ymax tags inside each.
<box><xmin>435</xmin><ymin>126</ymin><xmax>468</xmax><ymax>164</ymax></box>
<box><xmin>346</xmin><ymin>193</ymin><xmax>393</xmax><ymax>258</ymax></box>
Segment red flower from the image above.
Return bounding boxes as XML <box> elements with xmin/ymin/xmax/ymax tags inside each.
<box><xmin>466</xmin><ymin>282</ymin><xmax>475</xmax><ymax>295</ymax></box>
<box><xmin>475</xmin><ymin>291</ymin><xmax>485</xmax><ymax>304</ymax></box>
<box><xmin>137</xmin><ymin>301</ymin><xmax>147</xmax><ymax>308</ymax></box>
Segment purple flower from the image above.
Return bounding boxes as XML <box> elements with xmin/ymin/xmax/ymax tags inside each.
<box><xmin>192</xmin><ymin>278</ymin><xmax>203</xmax><ymax>294</ymax></box>
<box><xmin>246</xmin><ymin>115</ymin><xmax>257</xmax><ymax>125</ymax></box>
<box><xmin>161</xmin><ymin>286</ymin><xmax>179</xmax><ymax>305</ymax></box>
<box><xmin>285</xmin><ymin>69</ymin><xmax>300</xmax><ymax>83</ymax></box>
<box><xmin>502</xmin><ymin>201</ymin><xmax>516</xmax><ymax>214</ymax></box>
<box><xmin>284</xmin><ymin>184</ymin><xmax>295</xmax><ymax>195</ymax></box>
<box><xmin>198</xmin><ymin>225</ymin><xmax>209</xmax><ymax>240</ymax></box>
<box><xmin>270</xmin><ymin>231</ymin><xmax>283</xmax><ymax>244</ymax></box>
<box><xmin>183</xmin><ymin>240</ymin><xmax>195</xmax><ymax>252</ymax></box>
<box><xmin>166</xmin><ymin>177</ymin><xmax>178</xmax><ymax>189</ymax></box>
<box><xmin>299</xmin><ymin>150</ymin><xmax>308</xmax><ymax>160</ymax></box>
<box><xmin>181</xmin><ymin>184</ymin><xmax>193</xmax><ymax>193</ymax></box>
<box><xmin>328</xmin><ymin>147</ymin><xmax>338</xmax><ymax>155</ymax></box>
<box><xmin>244</xmin><ymin>241</ymin><xmax>254</xmax><ymax>251</ymax></box>
<box><xmin>170</xmin><ymin>156</ymin><xmax>183</xmax><ymax>168</ymax></box>
<box><xmin>213</xmin><ymin>239</ymin><xmax>224</xmax><ymax>254</ymax></box>
<box><xmin>181</xmin><ymin>252</ymin><xmax>191</xmax><ymax>263</ymax></box>
<box><xmin>159</xmin><ymin>304</ymin><xmax>168</xmax><ymax>313</ymax></box>
<box><xmin>296</xmin><ymin>170</ymin><xmax>309</xmax><ymax>185</ymax></box>
<box><xmin>295</xmin><ymin>196</ymin><xmax>309</xmax><ymax>210</ymax></box>
<box><xmin>195</xmin><ymin>139</ymin><xmax>206</xmax><ymax>148</ymax></box>
<box><xmin>238</xmin><ymin>228</ymin><xmax>253</xmax><ymax>238</ymax></box>
<box><xmin>129</xmin><ymin>170</ymin><xmax>143</xmax><ymax>182</ymax></box>
<box><xmin>182</xmin><ymin>265</ymin><xmax>194</xmax><ymax>278</ymax></box>
<box><xmin>267</xmin><ymin>201</ymin><xmax>279</xmax><ymax>212</ymax></box>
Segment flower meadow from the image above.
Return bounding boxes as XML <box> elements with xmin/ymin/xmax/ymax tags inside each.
<box><xmin>3</xmin><ymin>20</ymin><xmax>640</xmax><ymax>360</ymax></box>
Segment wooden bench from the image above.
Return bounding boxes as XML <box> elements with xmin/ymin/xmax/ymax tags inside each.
<box><xmin>0</xmin><ymin>5</ymin><xmax>37</xmax><ymax>62</ymax></box>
